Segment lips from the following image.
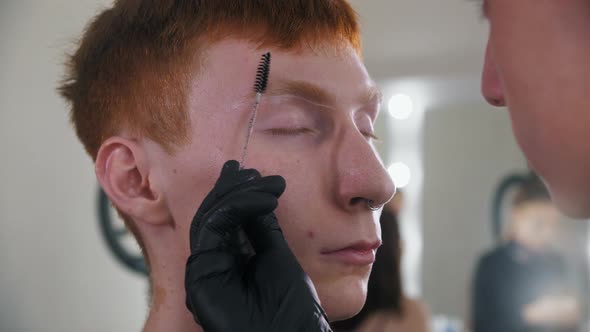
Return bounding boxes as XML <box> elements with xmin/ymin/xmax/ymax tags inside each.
<box><xmin>321</xmin><ymin>240</ymin><xmax>381</xmax><ymax>266</ymax></box>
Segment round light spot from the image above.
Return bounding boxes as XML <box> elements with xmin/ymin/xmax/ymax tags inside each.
<box><xmin>388</xmin><ymin>94</ymin><xmax>414</xmax><ymax>120</ymax></box>
<box><xmin>388</xmin><ymin>162</ymin><xmax>411</xmax><ymax>188</ymax></box>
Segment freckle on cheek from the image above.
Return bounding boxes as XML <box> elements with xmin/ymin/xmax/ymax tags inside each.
<box><xmin>307</xmin><ymin>230</ymin><xmax>315</xmax><ymax>239</ymax></box>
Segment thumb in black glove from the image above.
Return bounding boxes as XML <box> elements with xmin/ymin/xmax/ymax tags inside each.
<box><xmin>185</xmin><ymin>160</ymin><xmax>332</xmax><ymax>332</ymax></box>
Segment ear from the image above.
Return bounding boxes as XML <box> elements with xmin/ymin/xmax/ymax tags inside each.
<box><xmin>95</xmin><ymin>137</ymin><xmax>171</xmax><ymax>226</ymax></box>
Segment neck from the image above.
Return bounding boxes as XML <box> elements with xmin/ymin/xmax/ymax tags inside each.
<box><xmin>141</xmin><ymin>224</ymin><xmax>202</xmax><ymax>332</ymax></box>
<box><xmin>142</xmin><ymin>264</ymin><xmax>202</xmax><ymax>332</ymax></box>
<box><xmin>143</xmin><ymin>294</ymin><xmax>203</xmax><ymax>332</ymax></box>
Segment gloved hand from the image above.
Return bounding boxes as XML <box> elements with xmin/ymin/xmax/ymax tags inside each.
<box><xmin>185</xmin><ymin>160</ymin><xmax>332</xmax><ymax>332</ymax></box>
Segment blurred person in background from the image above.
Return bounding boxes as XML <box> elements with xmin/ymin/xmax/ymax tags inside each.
<box><xmin>471</xmin><ymin>175</ymin><xmax>582</xmax><ymax>332</ymax></box>
<box><xmin>479</xmin><ymin>0</ymin><xmax>590</xmax><ymax>219</ymax></box>
<box><xmin>332</xmin><ymin>191</ymin><xmax>430</xmax><ymax>332</ymax></box>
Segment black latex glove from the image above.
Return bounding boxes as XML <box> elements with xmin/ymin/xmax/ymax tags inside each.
<box><xmin>185</xmin><ymin>160</ymin><xmax>332</xmax><ymax>332</ymax></box>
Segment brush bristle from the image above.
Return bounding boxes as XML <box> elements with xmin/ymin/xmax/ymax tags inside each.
<box><xmin>254</xmin><ymin>52</ymin><xmax>271</xmax><ymax>94</ymax></box>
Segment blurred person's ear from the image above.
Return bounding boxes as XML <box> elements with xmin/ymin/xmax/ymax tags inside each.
<box><xmin>95</xmin><ymin>137</ymin><xmax>170</xmax><ymax>225</ymax></box>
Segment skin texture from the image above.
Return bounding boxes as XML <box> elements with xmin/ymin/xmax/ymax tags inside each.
<box><xmin>96</xmin><ymin>39</ymin><xmax>395</xmax><ymax>331</ymax></box>
<box><xmin>480</xmin><ymin>0</ymin><xmax>590</xmax><ymax>218</ymax></box>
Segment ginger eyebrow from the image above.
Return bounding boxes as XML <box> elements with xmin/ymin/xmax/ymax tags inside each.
<box><xmin>266</xmin><ymin>79</ymin><xmax>382</xmax><ymax>109</ymax></box>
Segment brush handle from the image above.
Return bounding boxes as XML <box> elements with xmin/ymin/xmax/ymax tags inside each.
<box><xmin>239</xmin><ymin>92</ymin><xmax>262</xmax><ymax>169</ymax></box>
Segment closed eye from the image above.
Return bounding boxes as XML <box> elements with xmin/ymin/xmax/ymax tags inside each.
<box><xmin>361</xmin><ymin>131</ymin><xmax>380</xmax><ymax>142</ymax></box>
<box><xmin>266</xmin><ymin>128</ymin><xmax>316</xmax><ymax>136</ymax></box>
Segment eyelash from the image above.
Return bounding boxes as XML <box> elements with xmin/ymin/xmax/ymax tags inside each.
<box><xmin>267</xmin><ymin>128</ymin><xmax>380</xmax><ymax>141</ymax></box>
<box><xmin>361</xmin><ymin>131</ymin><xmax>380</xmax><ymax>142</ymax></box>
<box><xmin>267</xmin><ymin>128</ymin><xmax>316</xmax><ymax>136</ymax></box>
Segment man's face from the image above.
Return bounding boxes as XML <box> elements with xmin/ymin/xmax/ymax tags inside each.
<box><xmin>480</xmin><ymin>0</ymin><xmax>590</xmax><ymax>218</ymax></box>
<box><xmin>147</xmin><ymin>39</ymin><xmax>395</xmax><ymax>320</ymax></box>
<box><xmin>511</xmin><ymin>201</ymin><xmax>560</xmax><ymax>252</ymax></box>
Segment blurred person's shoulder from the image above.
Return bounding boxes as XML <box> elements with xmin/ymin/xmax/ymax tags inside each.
<box><xmin>478</xmin><ymin>243</ymin><xmax>514</xmax><ymax>267</ymax></box>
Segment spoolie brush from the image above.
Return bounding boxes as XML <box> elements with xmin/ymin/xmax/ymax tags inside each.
<box><xmin>239</xmin><ymin>52</ymin><xmax>271</xmax><ymax>168</ymax></box>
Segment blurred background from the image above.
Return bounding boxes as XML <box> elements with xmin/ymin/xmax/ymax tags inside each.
<box><xmin>1</xmin><ymin>1</ymin><xmax>588</xmax><ymax>331</ymax></box>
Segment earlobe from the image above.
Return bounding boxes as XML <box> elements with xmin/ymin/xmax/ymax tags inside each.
<box><xmin>95</xmin><ymin>137</ymin><xmax>171</xmax><ymax>226</ymax></box>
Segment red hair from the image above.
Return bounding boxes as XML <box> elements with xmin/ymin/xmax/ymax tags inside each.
<box><xmin>59</xmin><ymin>0</ymin><xmax>361</xmax><ymax>160</ymax></box>
<box><xmin>58</xmin><ymin>0</ymin><xmax>361</xmax><ymax>270</ymax></box>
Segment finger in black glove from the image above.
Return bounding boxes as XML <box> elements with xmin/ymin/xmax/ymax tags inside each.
<box><xmin>185</xmin><ymin>160</ymin><xmax>332</xmax><ymax>332</ymax></box>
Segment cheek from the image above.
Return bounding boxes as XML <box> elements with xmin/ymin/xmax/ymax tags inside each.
<box><xmin>507</xmin><ymin>107</ymin><xmax>553</xmax><ymax>171</ymax></box>
<box><xmin>159</xmin><ymin>147</ymin><xmax>227</xmax><ymax>228</ymax></box>
<box><xmin>509</xmin><ymin>107</ymin><xmax>579</xmax><ymax>198</ymax></box>
<box><xmin>244</xmin><ymin>141</ymin><xmax>330</xmax><ymax>252</ymax></box>
<box><xmin>163</xmin><ymin>168</ymin><xmax>211</xmax><ymax>228</ymax></box>
<box><xmin>255</xmin><ymin>158</ymin><xmax>325</xmax><ymax>254</ymax></box>
<box><xmin>508</xmin><ymin>111</ymin><xmax>535</xmax><ymax>156</ymax></box>
<box><xmin>273</xmin><ymin>171</ymin><xmax>321</xmax><ymax>244</ymax></box>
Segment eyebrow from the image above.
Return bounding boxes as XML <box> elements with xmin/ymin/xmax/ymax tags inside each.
<box><xmin>265</xmin><ymin>79</ymin><xmax>382</xmax><ymax>109</ymax></box>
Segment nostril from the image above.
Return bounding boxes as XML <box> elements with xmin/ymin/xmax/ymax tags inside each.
<box><xmin>350</xmin><ymin>197</ymin><xmax>365</xmax><ymax>206</ymax></box>
<box><xmin>481</xmin><ymin>44</ymin><xmax>506</xmax><ymax>108</ymax></box>
<box><xmin>490</xmin><ymin>97</ymin><xmax>506</xmax><ymax>107</ymax></box>
<box><xmin>484</xmin><ymin>94</ymin><xmax>506</xmax><ymax>107</ymax></box>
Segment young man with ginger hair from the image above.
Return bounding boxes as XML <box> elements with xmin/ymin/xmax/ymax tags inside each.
<box><xmin>60</xmin><ymin>1</ymin><xmax>394</xmax><ymax>331</ymax></box>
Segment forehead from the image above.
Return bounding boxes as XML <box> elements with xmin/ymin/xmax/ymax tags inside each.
<box><xmin>515</xmin><ymin>201</ymin><xmax>558</xmax><ymax>217</ymax></box>
<box><xmin>199</xmin><ymin>39</ymin><xmax>375</xmax><ymax>104</ymax></box>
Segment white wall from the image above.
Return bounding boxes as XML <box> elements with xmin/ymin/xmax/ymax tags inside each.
<box><xmin>421</xmin><ymin>103</ymin><xmax>527</xmax><ymax>319</ymax></box>
<box><xmin>421</xmin><ymin>103</ymin><xmax>589</xmax><ymax>323</ymax></box>
<box><xmin>0</xmin><ymin>1</ymin><xmax>147</xmax><ymax>331</ymax></box>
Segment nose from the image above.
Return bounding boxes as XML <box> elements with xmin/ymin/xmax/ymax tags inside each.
<box><xmin>333</xmin><ymin>129</ymin><xmax>396</xmax><ymax>212</ymax></box>
<box><xmin>481</xmin><ymin>41</ymin><xmax>506</xmax><ymax>107</ymax></box>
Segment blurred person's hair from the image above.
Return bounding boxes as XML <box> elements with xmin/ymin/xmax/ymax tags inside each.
<box><xmin>332</xmin><ymin>204</ymin><xmax>404</xmax><ymax>330</ymax></box>
<box><xmin>57</xmin><ymin>0</ymin><xmax>360</xmax><ymax>270</ymax></box>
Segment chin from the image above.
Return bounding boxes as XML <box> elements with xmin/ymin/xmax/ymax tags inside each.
<box><xmin>546</xmin><ymin>182</ymin><xmax>590</xmax><ymax>219</ymax></box>
<box><xmin>552</xmin><ymin>191</ymin><xmax>590</xmax><ymax>219</ymax></box>
<box><xmin>532</xmin><ymin>163</ymin><xmax>590</xmax><ymax>219</ymax></box>
<box><xmin>317</xmin><ymin>274</ymin><xmax>369</xmax><ymax>321</ymax></box>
